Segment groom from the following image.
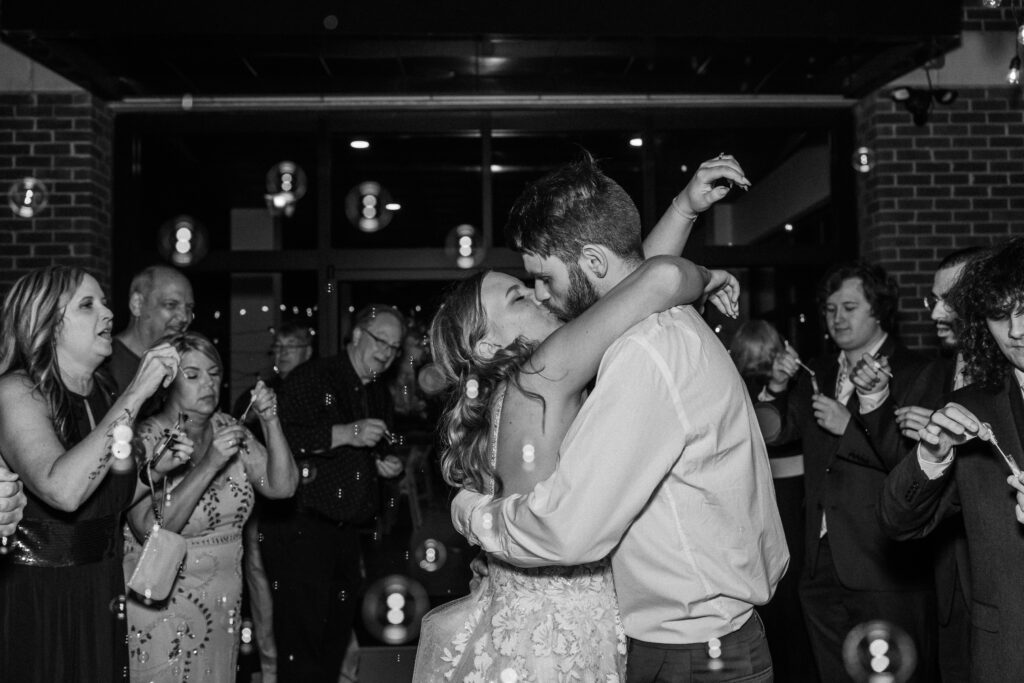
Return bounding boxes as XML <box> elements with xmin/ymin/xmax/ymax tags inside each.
<box><xmin>453</xmin><ymin>155</ymin><xmax>788</xmax><ymax>682</ymax></box>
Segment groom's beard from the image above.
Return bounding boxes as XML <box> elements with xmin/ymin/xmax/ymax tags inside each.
<box><xmin>547</xmin><ymin>262</ymin><xmax>600</xmax><ymax>322</ymax></box>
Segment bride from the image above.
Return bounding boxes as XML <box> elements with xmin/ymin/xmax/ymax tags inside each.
<box><xmin>414</xmin><ymin>155</ymin><xmax>747</xmax><ymax>682</ymax></box>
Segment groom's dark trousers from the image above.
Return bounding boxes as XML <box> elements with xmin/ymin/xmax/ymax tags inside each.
<box><xmin>626</xmin><ymin>612</ymin><xmax>773</xmax><ymax>683</ymax></box>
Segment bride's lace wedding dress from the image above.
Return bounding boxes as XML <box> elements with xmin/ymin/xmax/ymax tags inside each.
<box><xmin>412</xmin><ymin>392</ymin><xmax>626</xmax><ymax>682</ymax></box>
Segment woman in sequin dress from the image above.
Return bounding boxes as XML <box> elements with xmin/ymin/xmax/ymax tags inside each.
<box><xmin>0</xmin><ymin>266</ymin><xmax>184</xmax><ymax>683</ymax></box>
<box><xmin>123</xmin><ymin>332</ymin><xmax>298</xmax><ymax>683</ymax></box>
<box><xmin>414</xmin><ymin>156</ymin><xmax>746</xmax><ymax>682</ymax></box>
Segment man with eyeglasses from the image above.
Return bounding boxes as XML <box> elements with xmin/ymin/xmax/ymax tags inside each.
<box><xmin>262</xmin><ymin>304</ymin><xmax>405</xmax><ymax>683</ymax></box>
<box><xmin>231</xmin><ymin>320</ymin><xmax>314</xmax><ymax>683</ymax></box>
<box><xmin>234</xmin><ymin>321</ymin><xmax>315</xmax><ymax>432</ymax></box>
<box><xmin>877</xmin><ymin>246</ymin><xmax>988</xmax><ymax>683</ymax></box>
<box><xmin>880</xmin><ymin>237</ymin><xmax>1024</xmax><ymax>682</ymax></box>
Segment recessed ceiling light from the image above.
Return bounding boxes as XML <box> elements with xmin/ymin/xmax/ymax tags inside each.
<box><xmin>350</xmin><ymin>139</ymin><xmax>370</xmax><ymax>150</ymax></box>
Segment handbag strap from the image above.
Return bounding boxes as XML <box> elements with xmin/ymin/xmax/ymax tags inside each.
<box><xmin>146</xmin><ymin>412</ymin><xmax>188</xmax><ymax>528</ymax></box>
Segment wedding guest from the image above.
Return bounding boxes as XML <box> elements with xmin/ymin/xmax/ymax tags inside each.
<box><xmin>767</xmin><ymin>262</ymin><xmax>935</xmax><ymax>682</ymax></box>
<box><xmin>0</xmin><ymin>266</ymin><xmax>183</xmax><ymax>683</ymax></box>
<box><xmin>262</xmin><ymin>305</ymin><xmax>405</xmax><ymax>683</ymax></box>
<box><xmin>880</xmin><ymin>237</ymin><xmax>1024</xmax><ymax>683</ymax></box>
<box><xmin>234</xmin><ymin>319</ymin><xmax>314</xmax><ymax>683</ymax></box>
<box><xmin>730</xmin><ymin>320</ymin><xmax>816</xmax><ymax>682</ymax></box>
<box><xmin>886</xmin><ymin>246</ymin><xmax>988</xmax><ymax>683</ymax></box>
<box><xmin>124</xmin><ymin>331</ymin><xmax>297</xmax><ymax>683</ymax></box>
<box><xmin>109</xmin><ymin>265</ymin><xmax>194</xmax><ymax>393</ymax></box>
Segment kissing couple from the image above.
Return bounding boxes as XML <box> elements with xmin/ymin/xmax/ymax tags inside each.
<box><xmin>415</xmin><ymin>152</ymin><xmax>788</xmax><ymax>683</ymax></box>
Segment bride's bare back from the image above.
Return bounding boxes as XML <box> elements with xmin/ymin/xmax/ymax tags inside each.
<box><xmin>495</xmin><ymin>381</ymin><xmax>585</xmax><ymax>495</ymax></box>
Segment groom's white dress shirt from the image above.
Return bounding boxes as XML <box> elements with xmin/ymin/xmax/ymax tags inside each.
<box><xmin>453</xmin><ymin>305</ymin><xmax>789</xmax><ymax>644</ymax></box>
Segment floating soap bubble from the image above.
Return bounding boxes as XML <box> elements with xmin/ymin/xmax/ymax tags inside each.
<box><xmin>361</xmin><ymin>575</ymin><xmax>429</xmax><ymax>645</ymax></box>
<box><xmin>414</xmin><ymin>538</ymin><xmax>448</xmax><ymax>572</ymax></box>
<box><xmin>300</xmin><ymin>462</ymin><xmax>318</xmax><ymax>484</ymax></box>
<box><xmin>265</xmin><ymin>161</ymin><xmax>308</xmax><ymax>217</ymax></box>
<box><xmin>345</xmin><ymin>181</ymin><xmax>395</xmax><ymax>233</ymax></box>
<box><xmin>7</xmin><ymin>178</ymin><xmax>48</xmax><ymax>218</ymax></box>
<box><xmin>843</xmin><ymin>620</ymin><xmax>916</xmax><ymax>683</ymax></box>
<box><xmin>445</xmin><ymin>224</ymin><xmax>486</xmax><ymax>269</ymax></box>
<box><xmin>109</xmin><ymin>594</ymin><xmax>127</xmax><ymax>620</ymax></box>
<box><xmin>707</xmin><ymin>636</ymin><xmax>723</xmax><ymax>671</ymax></box>
<box><xmin>417</xmin><ymin>363</ymin><xmax>447</xmax><ymax>397</ymax></box>
<box><xmin>157</xmin><ymin>215</ymin><xmax>209</xmax><ymax>267</ymax></box>
<box><xmin>240</xmin><ymin>619</ymin><xmax>254</xmax><ymax>656</ymax></box>
<box><xmin>852</xmin><ymin>147</ymin><xmax>875</xmax><ymax>174</ymax></box>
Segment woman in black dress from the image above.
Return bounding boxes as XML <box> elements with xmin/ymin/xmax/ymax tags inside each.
<box><xmin>730</xmin><ymin>320</ymin><xmax>817</xmax><ymax>683</ymax></box>
<box><xmin>0</xmin><ymin>266</ymin><xmax>187</xmax><ymax>682</ymax></box>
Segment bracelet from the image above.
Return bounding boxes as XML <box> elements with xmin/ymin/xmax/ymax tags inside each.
<box><xmin>670</xmin><ymin>196</ymin><xmax>698</xmax><ymax>222</ymax></box>
<box><xmin>352</xmin><ymin>422</ymin><xmax>360</xmax><ymax>438</ymax></box>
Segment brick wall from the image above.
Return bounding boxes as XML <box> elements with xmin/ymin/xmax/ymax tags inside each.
<box><xmin>855</xmin><ymin>88</ymin><xmax>1024</xmax><ymax>351</ymax></box>
<box><xmin>0</xmin><ymin>92</ymin><xmax>113</xmax><ymax>295</ymax></box>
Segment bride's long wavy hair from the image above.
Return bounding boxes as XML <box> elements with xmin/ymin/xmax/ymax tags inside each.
<box><xmin>430</xmin><ymin>272</ymin><xmax>538</xmax><ymax>496</ymax></box>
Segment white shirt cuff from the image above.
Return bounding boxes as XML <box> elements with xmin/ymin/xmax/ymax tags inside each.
<box><xmin>917</xmin><ymin>444</ymin><xmax>954</xmax><ymax>480</ymax></box>
<box><xmin>451</xmin><ymin>488</ymin><xmax>493</xmax><ymax>546</ymax></box>
<box><xmin>857</xmin><ymin>385</ymin><xmax>889</xmax><ymax>413</ymax></box>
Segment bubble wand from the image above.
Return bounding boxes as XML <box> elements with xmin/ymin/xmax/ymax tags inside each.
<box><xmin>979</xmin><ymin>422</ymin><xmax>1020</xmax><ymax>477</ymax></box>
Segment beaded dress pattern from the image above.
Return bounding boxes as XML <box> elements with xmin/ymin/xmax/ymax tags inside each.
<box><xmin>123</xmin><ymin>412</ymin><xmax>255</xmax><ymax>683</ymax></box>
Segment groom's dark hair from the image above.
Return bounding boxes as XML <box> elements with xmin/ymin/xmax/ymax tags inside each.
<box><xmin>504</xmin><ymin>151</ymin><xmax>644</xmax><ymax>267</ymax></box>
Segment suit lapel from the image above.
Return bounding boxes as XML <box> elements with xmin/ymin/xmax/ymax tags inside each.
<box><xmin>985</xmin><ymin>377</ymin><xmax>1024</xmax><ymax>473</ymax></box>
<box><xmin>1003</xmin><ymin>377</ymin><xmax>1024</xmax><ymax>467</ymax></box>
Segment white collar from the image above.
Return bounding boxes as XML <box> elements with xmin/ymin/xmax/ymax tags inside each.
<box><xmin>837</xmin><ymin>333</ymin><xmax>889</xmax><ymax>373</ymax></box>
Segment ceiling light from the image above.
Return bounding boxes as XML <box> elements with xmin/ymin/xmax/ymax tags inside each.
<box><xmin>890</xmin><ymin>87</ymin><xmax>911</xmax><ymax>102</ymax></box>
<box><xmin>350</xmin><ymin>139</ymin><xmax>370</xmax><ymax>150</ymax></box>
<box><xmin>629</xmin><ymin>137</ymin><xmax>643</xmax><ymax>148</ymax></box>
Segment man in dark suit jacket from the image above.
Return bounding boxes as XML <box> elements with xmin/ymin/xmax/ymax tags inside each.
<box><xmin>885</xmin><ymin>247</ymin><xmax>988</xmax><ymax>683</ymax></box>
<box><xmin>880</xmin><ymin>237</ymin><xmax>1024</xmax><ymax>683</ymax></box>
<box><xmin>769</xmin><ymin>262</ymin><xmax>935</xmax><ymax>682</ymax></box>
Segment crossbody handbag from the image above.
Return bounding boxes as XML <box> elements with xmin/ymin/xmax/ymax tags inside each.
<box><xmin>126</xmin><ymin>417</ymin><xmax>188</xmax><ymax>602</ymax></box>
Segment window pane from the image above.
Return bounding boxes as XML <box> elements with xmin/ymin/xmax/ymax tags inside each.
<box><xmin>491</xmin><ymin>131</ymin><xmax>643</xmax><ymax>246</ymax></box>
<box><xmin>332</xmin><ymin>134</ymin><xmax>482</xmax><ymax>249</ymax></box>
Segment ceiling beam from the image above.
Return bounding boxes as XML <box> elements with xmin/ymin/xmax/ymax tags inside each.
<box><xmin>109</xmin><ymin>93</ymin><xmax>851</xmax><ymax>114</ymax></box>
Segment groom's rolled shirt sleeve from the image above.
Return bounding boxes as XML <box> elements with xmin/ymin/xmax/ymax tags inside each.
<box><xmin>451</xmin><ymin>334</ymin><xmax>689</xmax><ymax>567</ymax></box>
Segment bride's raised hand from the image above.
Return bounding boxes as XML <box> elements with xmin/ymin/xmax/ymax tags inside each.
<box><xmin>676</xmin><ymin>154</ymin><xmax>751</xmax><ymax>217</ymax></box>
<box><xmin>701</xmin><ymin>269</ymin><xmax>740</xmax><ymax>319</ymax></box>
